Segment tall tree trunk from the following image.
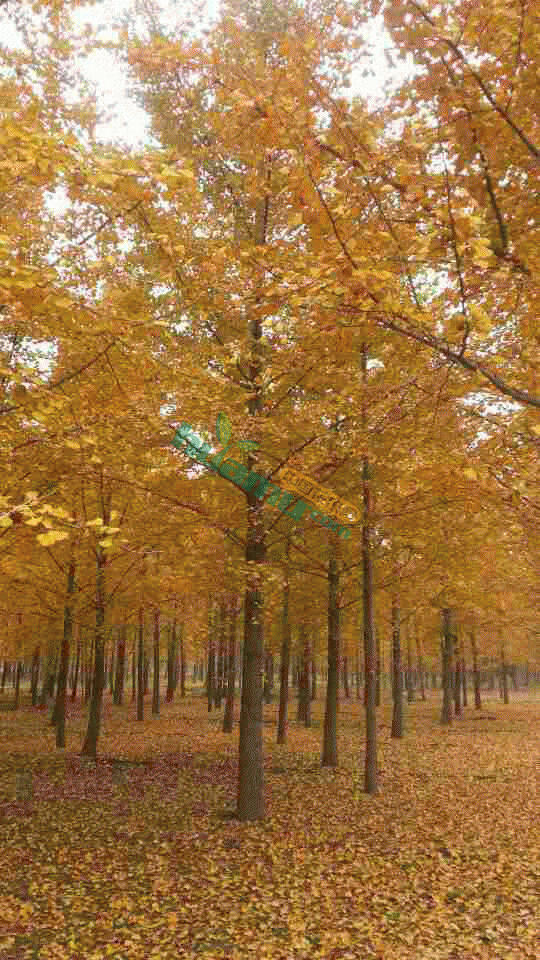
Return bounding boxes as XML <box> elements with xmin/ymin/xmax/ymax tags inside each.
<box><xmin>223</xmin><ymin>600</ymin><xmax>237</xmax><ymax>733</ymax></box>
<box><xmin>30</xmin><ymin>644</ymin><xmax>40</xmax><ymax>707</ymax></box>
<box><xmin>263</xmin><ymin>651</ymin><xmax>274</xmax><ymax>703</ymax></box>
<box><xmin>500</xmin><ymin>634</ymin><xmax>509</xmax><ymax>704</ymax></box>
<box><xmin>131</xmin><ymin>627</ymin><xmax>136</xmax><ymax>701</ymax></box>
<box><xmin>322</xmin><ymin>544</ymin><xmax>340</xmax><ymax>766</ymax></box>
<box><xmin>166</xmin><ymin>619</ymin><xmax>177</xmax><ymax>703</ymax></box>
<box><xmin>113</xmin><ymin>625</ymin><xmax>126</xmax><ymax>706</ymax></box>
<box><xmin>179</xmin><ymin>621</ymin><xmax>186</xmax><ymax>697</ymax></box>
<box><xmin>84</xmin><ymin>637</ymin><xmax>93</xmax><ymax>702</ymax></box>
<box><xmin>137</xmin><ymin>606</ymin><xmax>144</xmax><ymax>722</ymax></box>
<box><xmin>13</xmin><ymin>661</ymin><xmax>22</xmax><ymax>710</ymax></box>
<box><xmin>415</xmin><ymin>616</ymin><xmax>426</xmax><ymax>701</ymax></box>
<box><xmin>453</xmin><ymin>633</ymin><xmax>462</xmax><ymax>716</ymax></box>
<box><xmin>406</xmin><ymin>616</ymin><xmax>415</xmax><ymax>703</ymax></box>
<box><xmin>440</xmin><ymin>607</ymin><xmax>453</xmax><ymax>725</ymax></box>
<box><xmin>342</xmin><ymin>655</ymin><xmax>350</xmax><ymax>699</ymax></box>
<box><xmin>70</xmin><ymin>628</ymin><xmax>81</xmax><ymax>702</ymax></box>
<box><xmin>55</xmin><ymin>552</ymin><xmax>76</xmax><ymax>748</ymax></box>
<box><xmin>362</xmin><ymin>344</ymin><xmax>377</xmax><ymax>794</ymax></box>
<box><xmin>391</xmin><ymin>599</ymin><xmax>403</xmax><ymax>738</ymax></box>
<box><xmin>461</xmin><ymin>646</ymin><xmax>468</xmax><ymax>707</ymax></box>
<box><xmin>81</xmin><ymin>531</ymin><xmax>108</xmax><ymax>757</ymax></box>
<box><xmin>277</xmin><ymin>538</ymin><xmax>291</xmax><ymax>745</ymax></box>
<box><xmin>236</xmin><ymin>151</ymin><xmax>268</xmax><ymax>823</ymax></box>
<box><xmin>207</xmin><ymin>605</ymin><xmax>215</xmax><ymax>713</ymax></box>
<box><xmin>152</xmin><ymin>609</ymin><xmax>160</xmax><ymax>715</ymax></box>
<box><xmin>302</xmin><ymin>627</ymin><xmax>311</xmax><ymax>728</ymax></box>
<box><xmin>0</xmin><ymin>660</ymin><xmax>8</xmax><ymax>693</ymax></box>
<box><xmin>215</xmin><ymin>605</ymin><xmax>226</xmax><ymax>709</ymax></box>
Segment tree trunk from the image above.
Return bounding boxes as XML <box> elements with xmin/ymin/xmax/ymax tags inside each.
<box><xmin>405</xmin><ymin>616</ymin><xmax>415</xmax><ymax>703</ymax></box>
<box><xmin>322</xmin><ymin>544</ymin><xmax>340</xmax><ymax>766</ymax></box>
<box><xmin>500</xmin><ymin>636</ymin><xmax>509</xmax><ymax>705</ymax></box>
<box><xmin>263</xmin><ymin>651</ymin><xmax>274</xmax><ymax>703</ymax></box>
<box><xmin>207</xmin><ymin>605</ymin><xmax>215</xmax><ymax>713</ymax></box>
<box><xmin>342</xmin><ymin>655</ymin><xmax>350</xmax><ymax>699</ymax></box>
<box><xmin>13</xmin><ymin>661</ymin><xmax>22</xmax><ymax>710</ymax></box>
<box><xmin>113</xmin><ymin>626</ymin><xmax>126</xmax><ymax>706</ymax></box>
<box><xmin>179</xmin><ymin>621</ymin><xmax>186</xmax><ymax>697</ymax></box>
<box><xmin>223</xmin><ymin>600</ymin><xmax>237</xmax><ymax>733</ymax></box>
<box><xmin>440</xmin><ymin>607</ymin><xmax>453</xmax><ymax>725</ymax></box>
<box><xmin>81</xmin><ymin>535</ymin><xmax>107</xmax><ymax>757</ymax></box>
<box><xmin>277</xmin><ymin>539</ymin><xmax>291</xmax><ymax>745</ymax></box>
<box><xmin>84</xmin><ymin>637</ymin><xmax>93</xmax><ymax>702</ymax></box>
<box><xmin>453</xmin><ymin>634</ymin><xmax>462</xmax><ymax>716</ymax></box>
<box><xmin>166</xmin><ymin>619</ymin><xmax>177</xmax><ymax>703</ymax></box>
<box><xmin>236</xmin><ymin>154</ymin><xmax>267</xmax><ymax>823</ymax></box>
<box><xmin>70</xmin><ymin>630</ymin><xmax>81</xmax><ymax>702</ymax></box>
<box><xmin>152</xmin><ymin>608</ymin><xmax>160</xmax><ymax>715</ymax></box>
<box><xmin>461</xmin><ymin>653</ymin><xmax>467</xmax><ymax>707</ymax></box>
<box><xmin>30</xmin><ymin>644</ymin><xmax>40</xmax><ymax>707</ymax></box>
<box><xmin>137</xmin><ymin>606</ymin><xmax>144</xmax><ymax>722</ymax></box>
<box><xmin>143</xmin><ymin>655</ymin><xmax>149</xmax><ymax>696</ymax></box>
<box><xmin>0</xmin><ymin>660</ymin><xmax>8</xmax><ymax>693</ymax></box>
<box><xmin>131</xmin><ymin>629</ymin><xmax>136</xmax><ymax>701</ymax></box>
<box><xmin>391</xmin><ymin>599</ymin><xmax>403</xmax><ymax>738</ymax></box>
<box><xmin>55</xmin><ymin>553</ymin><xmax>76</xmax><ymax>748</ymax></box>
<box><xmin>215</xmin><ymin>605</ymin><xmax>226</xmax><ymax>709</ymax></box>
<box><xmin>414</xmin><ymin>616</ymin><xmax>426</xmax><ymax>701</ymax></box>
<box><xmin>362</xmin><ymin>345</ymin><xmax>377</xmax><ymax>794</ymax></box>
<box><xmin>302</xmin><ymin>627</ymin><xmax>311</xmax><ymax>728</ymax></box>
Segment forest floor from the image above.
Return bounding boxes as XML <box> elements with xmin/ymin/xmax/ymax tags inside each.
<box><xmin>0</xmin><ymin>689</ymin><xmax>539</xmax><ymax>960</ymax></box>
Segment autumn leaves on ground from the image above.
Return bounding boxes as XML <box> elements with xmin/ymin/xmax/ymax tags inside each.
<box><xmin>1</xmin><ymin>690</ymin><xmax>539</xmax><ymax>960</ymax></box>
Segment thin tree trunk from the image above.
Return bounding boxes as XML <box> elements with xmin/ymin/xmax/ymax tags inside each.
<box><xmin>152</xmin><ymin>609</ymin><xmax>160</xmax><ymax>715</ymax></box>
<box><xmin>31</xmin><ymin>644</ymin><xmax>40</xmax><ymax>707</ymax></box>
<box><xmin>179</xmin><ymin>621</ymin><xmax>186</xmax><ymax>697</ymax></box>
<box><xmin>391</xmin><ymin>599</ymin><xmax>403</xmax><ymax>738</ymax></box>
<box><xmin>277</xmin><ymin>538</ymin><xmax>291</xmax><ymax>745</ymax></box>
<box><xmin>207</xmin><ymin>605</ymin><xmax>215</xmax><ymax>713</ymax></box>
<box><xmin>453</xmin><ymin>633</ymin><xmax>462</xmax><ymax>716</ymax></box>
<box><xmin>500</xmin><ymin>635</ymin><xmax>509</xmax><ymax>704</ymax></box>
<box><xmin>223</xmin><ymin>601</ymin><xmax>237</xmax><ymax>733</ymax></box>
<box><xmin>342</xmin><ymin>655</ymin><xmax>350</xmax><ymax>699</ymax></box>
<box><xmin>70</xmin><ymin>629</ymin><xmax>81</xmax><ymax>702</ymax></box>
<box><xmin>113</xmin><ymin>625</ymin><xmax>126</xmax><ymax>706</ymax></box>
<box><xmin>440</xmin><ymin>607</ymin><xmax>453</xmax><ymax>725</ymax></box>
<box><xmin>303</xmin><ymin>627</ymin><xmax>311</xmax><ymax>728</ymax></box>
<box><xmin>0</xmin><ymin>660</ymin><xmax>8</xmax><ymax>693</ymax></box>
<box><xmin>406</xmin><ymin>616</ymin><xmax>415</xmax><ymax>703</ymax></box>
<box><xmin>236</xmin><ymin>155</ymin><xmax>267</xmax><ymax>823</ymax></box>
<box><xmin>362</xmin><ymin>343</ymin><xmax>377</xmax><ymax>794</ymax></box>
<box><xmin>81</xmin><ymin>531</ymin><xmax>108</xmax><ymax>757</ymax></box>
<box><xmin>137</xmin><ymin>606</ymin><xmax>144</xmax><ymax>722</ymax></box>
<box><xmin>166</xmin><ymin>619</ymin><xmax>176</xmax><ymax>703</ymax></box>
<box><xmin>13</xmin><ymin>661</ymin><xmax>22</xmax><ymax>710</ymax></box>
<box><xmin>131</xmin><ymin>628</ymin><xmax>136</xmax><ymax>702</ymax></box>
<box><xmin>55</xmin><ymin>552</ymin><xmax>76</xmax><ymax>748</ymax></box>
<box><xmin>322</xmin><ymin>544</ymin><xmax>340</xmax><ymax>766</ymax></box>
<box><xmin>215</xmin><ymin>605</ymin><xmax>226</xmax><ymax>709</ymax></box>
<box><xmin>415</xmin><ymin>616</ymin><xmax>426</xmax><ymax>701</ymax></box>
<box><xmin>461</xmin><ymin>650</ymin><xmax>468</xmax><ymax>707</ymax></box>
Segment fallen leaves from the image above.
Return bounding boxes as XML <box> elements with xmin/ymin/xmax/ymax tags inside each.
<box><xmin>1</xmin><ymin>694</ymin><xmax>540</xmax><ymax>958</ymax></box>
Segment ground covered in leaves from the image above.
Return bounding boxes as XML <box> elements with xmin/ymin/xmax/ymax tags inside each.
<box><xmin>0</xmin><ymin>689</ymin><xmax>539</xmax><ymax>960</ymax></box>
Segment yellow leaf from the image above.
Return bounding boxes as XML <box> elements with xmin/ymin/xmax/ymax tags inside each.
<box><xmin>36</xmin><ymin>530</ymin><xmax>69</xmax><ymax>546</ymax></box>
<box><xmin>98</xmin><ymin>538</ymin><xmax>114</xmax><ymax>548</ymax></box>
<box><xmin>531</xmin><ymin>425</ymin><xmax>540</xmax><ymax>436</ymax></box>
<box><xmin>0</xmin><ymin>516</ymin><xmax>13</xmax><ymax>528</ymax></box>
<box><xmin>463</xmin><ymin>468</ymin><xmax>477</xmax><ymax>481</ymax></box>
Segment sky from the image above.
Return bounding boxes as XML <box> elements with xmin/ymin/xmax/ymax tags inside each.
<box><xmin>1</xmin><ymin>0</ymin><xmax>413</xmax><ymax>150</ymax></box>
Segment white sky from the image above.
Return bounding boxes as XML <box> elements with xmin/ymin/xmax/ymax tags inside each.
<box><xmin>1</xmin><ymin>0</ymin><xmax>413</xmax><ymax>149</ymax></box>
